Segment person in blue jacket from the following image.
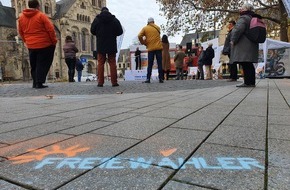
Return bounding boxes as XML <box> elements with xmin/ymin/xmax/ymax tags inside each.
<box><xmin>75</xmin><ymin>58</ymin><xmax>83</xmax><ymax>82</ymax></box>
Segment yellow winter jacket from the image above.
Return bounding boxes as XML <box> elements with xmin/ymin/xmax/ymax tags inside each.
<box><xmin>138</xmin><ymin>23</ymin><xmax>163</xmax><ymax>51</ymax></box>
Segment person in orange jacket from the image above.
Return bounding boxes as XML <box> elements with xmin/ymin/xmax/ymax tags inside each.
<box><xmin>18</xmin><ymin>0</ymin><xmax>57</xmax><ymax>88</ymax></box>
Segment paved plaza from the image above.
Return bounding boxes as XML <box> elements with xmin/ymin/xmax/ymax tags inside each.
<box><xmin>0</xmin><ymin>79</ymin><xmax>289</xmax><ymax>190</ymax></box>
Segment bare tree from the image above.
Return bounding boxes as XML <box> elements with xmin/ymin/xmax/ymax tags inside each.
<box><xmin>156</xmin><ymin>0</ymin><xmax>289</xmax><ymax>42</ymax></box>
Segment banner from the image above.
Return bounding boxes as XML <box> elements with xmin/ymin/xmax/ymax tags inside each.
<box><xmin>124</xmin><ymin>69</ymin><xmax>159</xmax><ymax>81</ymax></box>
<box><xmin>116</xmin><ymin>26</ymin><xmax>125</xmax><ymax>61</ymax></box>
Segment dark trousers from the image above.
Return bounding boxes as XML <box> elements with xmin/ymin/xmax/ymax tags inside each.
<box><xmin>176</xmin><ymin>68</ymin><xmax>184</xmax><ymax>80</ymax></box>
<box><xmin>229</xmin><ymin>64</ymin><xmax>238</xmax><ymax>80</ymax></box>
<box><xmin>135</xmin><ymin>57</ymin><xmax>141</xmax><ymax>70</ymax></box>
<box><xmin>197</xmin><ymin>64</ymin><xmax>204</xmax><ymax>79</ymax></box>
<box><xmin>239</xmin><ymin>62</ymin><xmax>255</xmax><ymax>85</ymax></box>
<box><xmin>29</xmin><ymin>45</ymin><xmax>55</xmax><ymax>85</ymax></box>
<box><xmin>147</xmin><ymin>50</ymin><xmax>164</xmax><ymax>80</ymax></box>
<box><xmin>65</xmin><ymin>58</ymin><xmax>76</xmax><ymax>82</ymax></box>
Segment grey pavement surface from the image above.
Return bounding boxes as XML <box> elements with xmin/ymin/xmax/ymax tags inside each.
<box><xmin>0</xmin><ymin>79</ymin><xmax>289</xmax><ymax>190</ymax></box>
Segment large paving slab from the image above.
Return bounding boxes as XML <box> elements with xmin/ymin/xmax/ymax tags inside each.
<box><xmin>172</xmin><ymin>143</ymin><xmax>265</xmax><ymax>190</ymax></box>
<box><xmin>0</xmin><ymin>134</ymin><xmax>139</xmax><ymax>189</ymax></box>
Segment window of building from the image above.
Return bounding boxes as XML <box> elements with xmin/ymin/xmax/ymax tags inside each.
<box><xmin>72</xmin><ymin>32</ymin><xmax>77</xmax><ymax>47</ymax></box>
<box><xmin>92</xmin><ymin>0</ymin><xmax>96</xmax><ymax>6</ymax></box>
<box><xmin>98</xmin><ymin>0</ymin><xmax>102</xmax><ymax>8</ymax></box>
<box><xmin>81</xmin><ymin>30</ymin><xmax>87</xmax><ymax>51</ymax></box>
<box><xmin>44</xmin><ymin>3</ymin><xmax>51</xmax><ymax>14</ymax></box>
<box><xmin>17</xmin><ymin>2</ymin><xmax>22</xmax><ymax>14</ymax></box>
<box><xmin>91</xmin><ymin>36</ymin><xmax>95</xmax><ymax>51</ymax></box>
<box><xmin>80</xmin><ymin>2</ymin><xmax>86</xmax><ymax>9</ymax></box>
<box><xmin>119</xmin><ymin>64</ymin><xmax>121</xmax><ymax>68</ymax></box>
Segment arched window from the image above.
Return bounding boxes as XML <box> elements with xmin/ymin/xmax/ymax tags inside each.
<box><xmin>80</xmin><ymin>2</ymin><xmax>86</xmax><ymax>9</ymax></box>
<box><xmin>81</xmin><ymin>30</ymin><xmax>87</xmax><ymax>51</ymax></box>
<box><xmin>91</xmin><ymin>35</ymin><xmax>95</xmax><ymax>51</ymax></box>
<box><xmin>72</xmin><ymin>32</ymin><xmax>77</xmax><ymax>44</ymax></box>
<box><xmin>44</xmin><ymin>3</ymin><xmax>51</xmax><ymax>14</ymax></box>
<box><xmin>98</xmin><ymin>0</ymin><xmax>102</xmax><ymax>8</ymax></box>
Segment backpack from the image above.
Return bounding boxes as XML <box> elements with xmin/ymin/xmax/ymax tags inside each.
<box><xmin>245</xmin><ymin>15</ymin><xmax>266</xmax><ymax>43</ymax></box>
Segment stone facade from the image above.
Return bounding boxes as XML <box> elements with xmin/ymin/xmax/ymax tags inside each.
<box><xmin>0</xmin><ymin>0</ymin><xmax>105</xmax><ymax>81</ymax></box>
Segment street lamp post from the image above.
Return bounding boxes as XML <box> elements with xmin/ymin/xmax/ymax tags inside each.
<box><xmin>15</xmin><ymin>36</ymin><xmax>27</xmax><ymax>81</ymax></box>
<box><xmin>58</xmin><ymin>19</ymin><xmax>69</xmax><ymax>79</ymax></box>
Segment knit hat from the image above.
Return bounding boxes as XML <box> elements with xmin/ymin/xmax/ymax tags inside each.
<box><xmin>101</xmin><ymin>7</ymin><xmax>109</xmax><ymax>12</ymax></box>
<box><xmin>148</xmin><ymin>17</ymin><xmax>154</xmax><ymax>23</ymax></box>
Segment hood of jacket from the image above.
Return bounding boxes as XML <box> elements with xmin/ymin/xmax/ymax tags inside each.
<box><xmin>22</xmin><ymin>8</ymin><xmax>39</xmax><ymax>18</ymax></box>
<box><xmin>240</xmin><ymin>10</ymin><xmax>262</xmax><ymax>19</ymax></box>
<box><xmin>97</xmin><ymin>11</ymin><xmax>116</xmax><ymax>24</ymax></box>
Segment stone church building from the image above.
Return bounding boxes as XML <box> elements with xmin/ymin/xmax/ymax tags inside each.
<box><xmin>0</xmin><ymin>0</ymin><xmax>105</xmax><ymax>81</ymax></box>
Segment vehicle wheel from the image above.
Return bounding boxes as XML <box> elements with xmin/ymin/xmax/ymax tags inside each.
<box><xmin>276</xmin><ymin>66</ymin><xmax>285</xmax><ymax>75</ymax></box>
<box><xmin>86</xmin><ymin>79</ymin><xmax>91</xmax><ymax>82</ymax></box>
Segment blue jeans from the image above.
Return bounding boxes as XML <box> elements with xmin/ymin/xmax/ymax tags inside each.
<box><xmin>147</xmin><ymin>50</ymin><xmax>164</xmax><ymax>80</ymax></box>
<box><xmin>77</xmin><ymin>70</ymin><xmax>82</xmax><ymax>82</ymax></box>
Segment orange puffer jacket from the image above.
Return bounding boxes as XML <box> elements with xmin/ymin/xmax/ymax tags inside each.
<box><xmin>18</xmin><ymin>9</ymin><xmax>57</xmax><ymax>49</ymax></box>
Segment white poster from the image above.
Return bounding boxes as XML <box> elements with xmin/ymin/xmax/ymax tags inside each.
<box><xmin>116</xmin><ymin>27</ymin><xmax>125</xmax><ymax>61</ymax></box>
<box><xmin>201</xmin><ymin>38</ymin><xmax>221</xmax><ymax>67</ymax></box>
<box><xmin>282</xmin><ymin>0</ymin><xmax>290</xmax><ymax>17</ymax></box>
<box><xmin>124</xmin><ymin>69</ymin><xmax>160</xmax><ymax>81</ymax></box>
<box><xmin>188</xmin><ymin>67</ymin><xmax>198</xmax><ymax>76</ymax></box>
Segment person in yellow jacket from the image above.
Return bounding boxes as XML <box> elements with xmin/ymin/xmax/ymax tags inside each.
<box><xmin>138</xmin><ymin>17</ymin><xmax>164</xmax><ymax>83</ymax></box>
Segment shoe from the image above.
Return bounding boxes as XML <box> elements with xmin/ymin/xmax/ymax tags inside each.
<box><xmin>35</xmin><ymin>83</ymin><xmax>48</xmax><ymax>89</ymax></box>
<box><xmin>143</xmin><ymin>80</ymin><xmax>150</xmax><ymax>83</ymax></box>
<box><xmin>236</xmin><ymin>83</ymin><xmax>256</xmax><ymax>87</ymax></box>
<box><xmin>159</xmin><ymin>79</ymin><xmax>164</xmax><ymax>83</ymax></box>
<box><xmin>97</xmin><ymin>84</ymin><xmax>103</xmax><ymax>87</ymax></box>
<box><xmin>227</xmin><ymin>79</ymin><xmax>237</xmax><ymax>82</ymax></box>
<box><xmin>112</xmin><ymin>83</ymin><xmax>119</xmax><ymax>87</ymax></box>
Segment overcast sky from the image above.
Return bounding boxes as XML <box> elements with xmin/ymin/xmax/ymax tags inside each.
<box><xmin>1</xmin><ymin>0</ymin><xmax>183</xmax><ymax>49</ymax></box>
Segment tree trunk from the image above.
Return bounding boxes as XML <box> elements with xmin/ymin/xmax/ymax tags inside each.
<box><xmin>279</xmin><ymin>0</ymin><xmax>289</xmax><ymax>42</ymax></box>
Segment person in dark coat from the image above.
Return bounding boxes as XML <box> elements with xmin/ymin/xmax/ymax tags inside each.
<box><xmin>196</xmin><ymin>46</ymin><xmax>205</xmax><ymax>80</ymax></box>
<box><xmin>230</xmin><ymin>3</ymin><xmax>259</xmax><ymax>87</ymax></box>
<box><xmin>75</xmin><ymin>58</ymin><xmax>83</xmax><ymax>82</ymax></box>
<box><xmin>203</xmin><ymin>43</ymin><xmax>215</xmax><ymax>80</ymax></box>
<box><xmin>174</xmin><ymin>45</ymin><xmax>186</xmax><ymax>80</ymax></box>
<box><xmin>222</xmin><ymin>20</ymin><xmax>237</xmax><ymax>81</ymax></box>
<box><xmin>63</xmin><ymin>36</ymin><xmax>78</xmax><ymax>82</ymax></box>
<box><xmin>135</xmin><ymin>47</ymin><xmax>142</xmax><ymax>70</ymax></box>
<box><xmin>90</xmin><ymin>7</ymin><xmax>123</xmax><ymax>87</ymax></box>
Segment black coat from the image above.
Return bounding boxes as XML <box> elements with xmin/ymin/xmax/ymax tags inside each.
<box><xmin>203</xmin><ymin>46</ymin><xmax>215</xmax><ymax>65</ymax></box>
<box><xmin>222</xmin><ymin>29</ymin><xmax>232</xmax><ymax>56</ymax></box>
<box><xmin>90</xmin><ymin>11</ymin><xmax>123</xmax><ymax>54</ymax></box>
